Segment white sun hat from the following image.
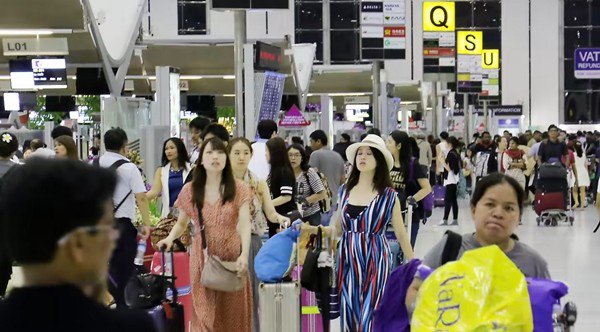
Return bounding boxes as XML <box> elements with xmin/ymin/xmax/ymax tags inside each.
<box><xmin>346</xmin><ymin>134</ymin><xmax>395</xmax><ymax>170</ymax></box>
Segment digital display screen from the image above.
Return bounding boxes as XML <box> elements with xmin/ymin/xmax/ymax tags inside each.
<box><xmin>3</xmin><ymin>93</ymin><xmax>20</xmax><ymax>111</ymax></box>
<box><xmin>9</xmin><ymin>59</ymin><xmax>34</xmax><ymax>90</ymax></box>
<box><xmin>9</xmin><ymin>58</ymin><xmax>67</xmax><ymax>90</ymax></box>
<box><xmin>212</xmin><ymin>0</ymin><xmax>288</xmax><ymax>9</ymax></box>
<box><xmin>32</xmin><ymin>58</ymin><xmax>67</xmax><ymax>88</ymax></box>
<box><xmin>255</xmin><ymin>42</ymin><xmax>282</xmax><ymax>71</ymax></box>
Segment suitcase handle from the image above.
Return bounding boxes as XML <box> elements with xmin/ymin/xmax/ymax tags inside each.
<box><xmin>160</xmin><ymin>247</ymin><xmax>179</xmax><ymax>303</ymax></box>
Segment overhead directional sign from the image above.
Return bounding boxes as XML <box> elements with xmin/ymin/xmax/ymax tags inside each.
<box><xmin>457</xmin><ymin>31</ymin><xmax>483</xmax><ymax>93</ymax></box>
<box><xmin>482</xmin><ymin>49</ymin><xmax>499</xmax><ymax>69</ymax></box>
<box><xmin>422</xmin><ymin>2</ymin><xmax>455</xmax><ymax>81</ymax></box>
<box><xmin>423</xmin><ymin>2</ymin><xmax>455</xmax><ymax>32</ymax></box>
<box><xmin>361</xmin><ymin>0</ymin><xmax>407</xmax><ymax>60</ymax></box>
<box><xmin>2</xmin><ymin>38</ymin><xmax>68</xmax><ymax>56</ymax></box>
<box><xmin>457</xmin><ymin>31</ymin><xmax>483</xmax><ymax>55</ymax></box>
<box><xmin>574</xmin><ymin>48</ymin><xmax>600</xmax><ymax>79</ymax></box>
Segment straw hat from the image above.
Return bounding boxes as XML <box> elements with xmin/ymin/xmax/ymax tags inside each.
<box><xmin>346</xmin><ymin>134</ymin><xmax>395</xmax><ymax>170</ymax></box>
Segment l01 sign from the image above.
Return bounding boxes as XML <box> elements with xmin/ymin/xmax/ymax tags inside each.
<box><xmin>574</xmin><ymin>48</ymin><xmax>600</xmax><ymax>79</ymax></box>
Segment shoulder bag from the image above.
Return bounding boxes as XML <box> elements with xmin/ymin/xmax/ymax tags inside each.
<box><xmin>196</xmin><ymin>201</ymin><xmax>243</xmax><ymax>292</ymax></box>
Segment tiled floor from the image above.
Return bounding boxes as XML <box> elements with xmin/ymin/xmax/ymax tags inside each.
<box><xmin>8</xmin><ymin>198</ymin><xmax>600</xmax><ymax>330</ymax></box>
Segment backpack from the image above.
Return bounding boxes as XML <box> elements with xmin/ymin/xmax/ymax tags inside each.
<box><xmin>304</xmin><ymin>169</ymin><xmax>333</xmax><ymax>213</ymax></box>
<box><xmin>93</xmin><ymin>157</ymin><xmax>133</xmax><ymax>213</ymax></box>
<box><xmin>475</xmin><ymin>151</ymin><xmax>491</xmax><ymax>177</ymax></box>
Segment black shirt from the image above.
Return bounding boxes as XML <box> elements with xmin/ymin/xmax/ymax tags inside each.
<box><xmin>538</xmin><ymin>139</ymin><xmax>568</xmax><ymax>164</ymax></box>
<box><xmin>268</xmin><ymin>167</ymin><xmax>297</xmax><ymax>215</ymax></box>
<box><xmin>0</xmin><ymin>285</ymin><xmax>157</xmax><ymax>332</ymax></box>
<box><xmin>390</xmin><ymin>158</ymin><xmax>427</xmax><ymax>210</ymax></box>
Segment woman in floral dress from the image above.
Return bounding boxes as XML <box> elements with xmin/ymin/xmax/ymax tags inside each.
<box><xmin>158</xmin><ymin>137</ymin><xmax>253</xmax><ymax>331</ymax></box>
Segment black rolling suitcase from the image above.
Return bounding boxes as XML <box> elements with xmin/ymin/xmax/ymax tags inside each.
<box><xmin>145</xmin><ymin>249</ymin><xmax>185</xmax><ymax>332</ymax></box>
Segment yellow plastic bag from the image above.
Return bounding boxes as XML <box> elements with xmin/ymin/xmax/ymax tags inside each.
<box><xmin>412</xmin><ymin>246</ymin><xmax>533</xmax><ymax>331</ymax></box>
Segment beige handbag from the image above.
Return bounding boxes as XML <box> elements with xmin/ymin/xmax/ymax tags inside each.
<box><xmin>196</xmin><ymin>203</ymin><xmax>243</xmax><ymax>292</ymax></box>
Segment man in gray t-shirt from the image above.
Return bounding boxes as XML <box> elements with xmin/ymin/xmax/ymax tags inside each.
<box><xmin>308</xmin><ymin>130</ymin><xmax>345</xmax><ymax>206</ymax></box>
<box><xmin>423</xmin><ymin>233</ymin><xmax>550</xmax><ymax>279</ymax></box>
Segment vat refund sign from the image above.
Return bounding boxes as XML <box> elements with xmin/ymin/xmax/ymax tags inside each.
<box><xmin>575</xmin><ymin>48</ymin><xmax>600</xmax><ymax>79</ymax></box>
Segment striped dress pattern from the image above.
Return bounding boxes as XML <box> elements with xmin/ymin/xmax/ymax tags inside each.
<box><xmin>337</xmin><ymin>184</ymin><xmax>396</xmax><ymax>332</ymax></box>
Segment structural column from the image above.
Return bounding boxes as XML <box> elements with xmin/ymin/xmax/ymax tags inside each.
<box><xmin>234</xmin><ymin>11</ymin><xmax>247</xmax><ymax>137</ymax></box>
<box><xmin>372</xmin><ymin>61</ymin><xmax>381</xmax><ymax>130</ymax></box>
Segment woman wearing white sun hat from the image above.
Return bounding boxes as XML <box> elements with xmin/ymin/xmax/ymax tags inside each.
<box><xmin>302</xmin><ymin>134</ymin><xmax>413</xmax><ymax>331</ymax></box>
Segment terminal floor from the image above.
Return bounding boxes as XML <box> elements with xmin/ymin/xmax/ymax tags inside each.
<box><xmin>8</xmin><ymin>199</ymin><xmax>600</xmax><ymax>330</ymax></box>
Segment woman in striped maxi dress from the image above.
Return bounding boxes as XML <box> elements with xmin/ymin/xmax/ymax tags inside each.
<box><xmin>303</xmin><ymin>135</ymin><xmax>414</xmax><ymax>331</ymax></box>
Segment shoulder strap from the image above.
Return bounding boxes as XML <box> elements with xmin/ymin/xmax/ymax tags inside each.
<box><xmin>441</xmin><ymin>231</ymin><xmax>462</xmax><ymax>265</ymax></box>
<box><xmin>109</xmin><ymin>159</ymin><xmax>133</xmax><ymax>213</ymax></box>
<box><xmin>109</xmin><ymin>159</ymin><xmax>131</xmax><ymax>170</ymax></box>
<box><xmin>195</xmin><ymin>200</ymin><xmax>208</xmax><ymax>250</ymax></box>
<box><xmin>303</xmin><ymin>171</ymin><xmax>314</xmax><ymax>195</ymax></box>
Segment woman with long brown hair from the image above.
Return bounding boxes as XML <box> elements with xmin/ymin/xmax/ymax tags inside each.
<box><xmin>54</xmin><ymin>135</ymin><xmax>78</xmax><ymax>160</ymax></box>
<box><xmin>158</xmin><ymin>137</ymin><xmax>253</xmax><ymax>331</ymax></box>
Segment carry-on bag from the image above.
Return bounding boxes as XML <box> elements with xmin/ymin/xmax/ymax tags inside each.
<box><xmin>151</xmin><ymin>248</ymin><xmax>192</xmax><ymax>332</ymax></box>
<box><xmin>433</xmin><ymin>185</ymin><xmax>445</xmax><ymax>207</ymax></box>
<box><xmin>539</xmin><ymin>162</ymin><xmax>567</xmax><ymax>180</ymax></box>
<box><xmin>259</xmin><ymin>224</ymin><xmax>302</xmax><ymax>332</ymax></box>
<box><xmin>534</xmin><ymin>191</ymin><xmax>566</xmax><ymax>216</ymax></box>
<box><xmin>146</xmin><ymin>249</ymin><xmax>185</xmax><ymax>332</ymax></box>
<box><xmin>292</xmin><ymin>266</ymin><xmax>325</xmax><ymax>332</ymax></box>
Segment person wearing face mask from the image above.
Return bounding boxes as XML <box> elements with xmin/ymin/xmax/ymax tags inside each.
<box><xmin>404</xmin><ymin>173</ymin><xmax>551</xmax><ymax>316</ymax></box>
<box><xmin>146</xmin><ymin>138</ymin><xmax>193</xmax><ymax>218</ymax></box>
<box><xmin>0</xmin><ymin>159</ymin><xmax>156</xmax><ymax>331</ymax></box>
<box><xmin>227</xmin><ymin>137</ymin><xmax>290</xmax><ymax>332</ymax></box>
<box><xmin>303</xmin><ymin>134</ymin><xmax>414</xmax><ymax>331</ymax></box>
<box><xmin>157</xmin><ymin>137</ymin><xmax>253</xmax><ymax>332</ymax></box>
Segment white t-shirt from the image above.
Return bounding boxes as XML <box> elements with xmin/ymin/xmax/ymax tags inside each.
<box><xmin>248</xmin><ymin>139</ymin><xmax>270</xmax><ymax>181</ymax></box>
<box><xmin>99</xmin><ymin>152</ymin><xmax>147</xmax><ymax>220</ymax></box>
<box><xmin>189</xmin><ymin>145</ymin><xmax>200</xmax><ymax>165</ymax></box>
<box><xmin>29</xmin><ymin>147</ymin><xmax>55</xmax><ymax>159</ymax></box>
<box><xmin>437</xmin><ymin>141</ymin><xmax>450</xmax><ymax>172</ymax></box>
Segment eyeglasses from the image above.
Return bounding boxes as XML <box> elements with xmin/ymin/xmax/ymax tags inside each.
<box><xmin>57</xmin><ymin>224</ymin><xmax>120</xmax><ymax>246</ymax></box>
<box><xmin>288</xmin><ymin>153</ymin><xmax>302</xmax><ymax>159</ymax></box>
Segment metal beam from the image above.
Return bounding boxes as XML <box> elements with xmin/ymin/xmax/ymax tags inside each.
<box><xmin>234</xmin><ymin>11</ymin><xmax>247</xmax><ymax>138</ymax></box>
<box><xmin>81</xmin><ymin>0</ymin><xmax>146</xmax><ymax>97</ymax></box>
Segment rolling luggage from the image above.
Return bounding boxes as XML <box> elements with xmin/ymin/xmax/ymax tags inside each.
<box><xmin>534</xmin><ymin>191</ymin><xmax>565</xmax><ymax>216</ymax></box>
<box><xmin>151</xmin><ymin>250</ymin><xmax>192</xmax><ymax>332</ymax></box>
<box><xmin>259</xmin><ymin>226</ymin><xmax>302</xmax><ymax>332</ymax></box>
<box><xmin>539</xmin><ymin>162</ymin><xmax>567</xmax><ymax>180</ymax></box>
<box><xmin>258</xmin><ymin>282</ymin><xmax>301</xmax><ymax>332</ymax></box>
<box><xmin>292</xmin><ymin>266</ymin><xmax>325</xmax><ymax>332</ymax></box>
<box><xmin>147</xmin><ymin>249</ymin><xmax>185</xmax><ymax>332</ymax></box>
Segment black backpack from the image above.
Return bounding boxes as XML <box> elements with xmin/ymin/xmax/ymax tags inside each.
<box><xmin>441</xmin><ymin>231</ymin><xmax>520</xmax><ymax>265</ymax></box>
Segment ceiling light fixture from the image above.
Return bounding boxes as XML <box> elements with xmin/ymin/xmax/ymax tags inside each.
<box><xmin>0</xmin><ymin>29</ymin><xmax>73</xmax><ymax>36</ymax></box>
<box><xmin>222</xmin><ymin>75</ymin><xmax>235</xmax><ymax>79</ymax></box>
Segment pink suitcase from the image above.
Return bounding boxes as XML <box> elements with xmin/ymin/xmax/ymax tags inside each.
<box><xmin>151</xmin><ymin>251</ymin><xmax>192</xmax><ymax>332</ymax></box>
<box><xmin>292</xmin><ymin>266</ymin><xmax>325</xmax><ymax>332</ymax></box>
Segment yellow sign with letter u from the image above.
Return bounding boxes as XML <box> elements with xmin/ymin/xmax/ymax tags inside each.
<box><xmin>482</xmin><ymin>49</ymin><xmax>500</xmax><ymax>69</ymax></box>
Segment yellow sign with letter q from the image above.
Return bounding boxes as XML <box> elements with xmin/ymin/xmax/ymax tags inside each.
<box><xmin>457</xmin><ymin>31</ymin><xmax>483</xmax><ymax>55</ymax></box>
<box><xmin>423</xmin><ymin>2</ymin><xmax>455</xmax><ymax>32</ymax></box>
<box><xmin>482</xmin><ymin>49</ymin><xmax>500</xmax><ymax>69</ymax></box>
